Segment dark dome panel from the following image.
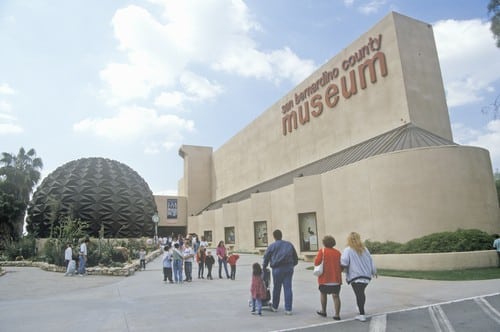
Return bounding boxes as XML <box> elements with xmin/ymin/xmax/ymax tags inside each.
<box><xmin>26</xmin><ymin>157</ymin><xmax>157</xmax><ymax>238</ymax></box>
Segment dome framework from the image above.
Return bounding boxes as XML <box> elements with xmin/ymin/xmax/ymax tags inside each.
<box><xmin>27</xmin><ymin>157</ymin><xmax>157</xmax><ymax>238</ymax></box>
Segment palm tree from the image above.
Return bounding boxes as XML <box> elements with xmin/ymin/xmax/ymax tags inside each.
<box><xmin>0</xmin><ymin>147</ymin><xmax>43</xmax><ymax>241</ymax></box>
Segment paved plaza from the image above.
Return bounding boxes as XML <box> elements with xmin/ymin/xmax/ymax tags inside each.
<box><xmin>0</xmin><ymin>253</ymin><xmax>499</xmax><ymax>331</ymax></box>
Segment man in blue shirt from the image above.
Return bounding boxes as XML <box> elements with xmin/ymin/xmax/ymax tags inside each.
<box><xmin>263</xmin><ymin>229</ymin><xmax>298</xmax><ymax>315</ymax></box>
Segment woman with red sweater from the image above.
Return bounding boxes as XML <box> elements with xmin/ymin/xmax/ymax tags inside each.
<box><xmin>314</xmin><ymin>235</ymin><xmax>342</xmax><ymax>320</ymax></box>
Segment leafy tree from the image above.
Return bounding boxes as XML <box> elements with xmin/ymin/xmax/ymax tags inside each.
<box><xmin>488</xmin><ymin>0</ymin><xmax>500</xmax><ymax>48</ymax></box>
<box><xmin>0</xmin><ymin>147</ymin><xmax>43</xmax><ymax>244</ymax></box>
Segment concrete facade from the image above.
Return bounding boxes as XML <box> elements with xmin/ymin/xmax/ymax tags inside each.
<box><xmin>153</xmin><ymin>195</ymin><xmax>187</xmax><ymax>236</ymax></box>
<box><xmin>176</xmin><ymin>12</ymin><xmax>500</xmax><ymax>256</ymax></box>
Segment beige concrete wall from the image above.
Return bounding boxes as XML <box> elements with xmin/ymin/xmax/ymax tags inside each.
<box><xmin>188</xmin><ymin>145</ymin><xmax>500</xmax><ymax>257</ymax></box>
<box><xmin>154</xmin><ymin>195</ymin><xmax>187</xmax><ymax>227</ymax></box>
<box><xmin>373</xmin><ymin>250</ymin><xmax>499</xmax><ymax>270</ymax></box>
<box><xmin>394</xmin><ymin>13</ymin><xmax>452</xmax><ymax>140</ymax></box>
<box><xmin>210</xmin><ymin>12</ymin><xmax>452</xmax><ymax>200</ymax></box>
<box><xmin>178</xmin><ymin>145</ymin><xmax>213</xmax><ymax>216</ymax></box>
<box><xmin>322</xmin><ymin>145</ymin><xmax>500</xmax><ymax>245</ymax></box>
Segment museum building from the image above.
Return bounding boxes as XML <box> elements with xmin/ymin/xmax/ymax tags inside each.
<box><xmin>155</xmin><ymin>12</ymin><xmax>500</xmax><ymax>255</ymax></box>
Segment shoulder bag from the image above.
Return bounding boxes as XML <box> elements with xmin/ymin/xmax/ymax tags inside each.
<box><xmin>313</xmin><ymin>248</ymin><xmax>324</xmax><ymax>277</ymax></box>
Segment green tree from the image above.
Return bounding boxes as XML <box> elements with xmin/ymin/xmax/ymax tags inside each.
<box><xmin>0</xmin><ymin>147</ymin><xmax>43</xmax><ymax>244</ymax></box>
<box><xmin>488</xmin><ymin>0</ymin><xmax>500</xmax><ymax>48</ymax></box>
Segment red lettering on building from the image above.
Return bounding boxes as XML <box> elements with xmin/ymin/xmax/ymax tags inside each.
<box><xmin>281</xmin><ymin>34</ymin><xmax>387</xmax><ymax>136</ymax></box>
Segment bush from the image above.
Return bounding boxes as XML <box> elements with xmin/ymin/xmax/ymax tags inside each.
<box><xmin>86</xmin><ymin>238</ymin><xmax>149</xmax><ymax>266</ymax></box>
<box><xmin>365</xmin><ymin>229</ymin><xmax>494</xmax><ymax>254</ymax></box>
<box><xmin>111</xmin><ymin>247</ymin><xmax>129</xmax><ymax>263</ymax></box>
<box><xmin>43</xmin><ymin>238</ymin><xmax>65</xmax><ymax>265</ymax></box>
<box><xmin>364</xmin><ymin>240</ymin><xmax>402</xmax><ymax>254</ymax></box>
<box><xmin>3</xmin><ymin>236</ymin><xmax>36</xmax><ymax>260</ymax></box>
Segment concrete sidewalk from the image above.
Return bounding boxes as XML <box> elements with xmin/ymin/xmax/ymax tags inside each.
<box><xmin>0</xmin><ymin>253</ymin><xmax>499</xmax><ymax>332</ymax></box>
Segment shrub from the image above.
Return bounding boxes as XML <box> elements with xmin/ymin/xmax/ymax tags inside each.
<box><xmin>43</xmin><ymin>238</ymin><xmax>65</xmax><ymax>265</ymax></box>
<box><xmin>4</xmin><ymin>236</ymin><xmax>37</xmax><ymax>260</ymax></box>
<box><xmin>365</xmin><ymin>229</ymin><xmax>494</xmax><ymax>254</ymax></box>
<box><xmin>111</xmin><ymin>247</ymin><xmax>129</xmax><ymax>263</ymax></box>
<box><xmin>364</xmin><ymin>240</ymin><xmax>402</xmax><ymax>254</ymax></box>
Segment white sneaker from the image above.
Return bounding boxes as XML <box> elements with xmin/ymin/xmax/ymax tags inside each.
<box><xmin>285</xmin><ymin>311</ymin><xmax>292</xmax><ymax>315</ymax></box>
<box><xmin>355</xmin><ymin>314</ymin><xmax>366</xmax><ymax>322</ymax></box>
<box><xmin>271</xmin><ymin>306</ymin><xmax>278</xmax><ymax>312</ymax></box>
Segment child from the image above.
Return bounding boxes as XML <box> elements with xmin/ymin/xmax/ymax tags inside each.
<box><xmin>64</xmin><ymin>243</ymin><xmax>73</xmax><ymax>269</ymax></box>
<box><xmin>172</xmin><ymin>243</ymin><xmax>184</xmax><ymax>283</ymax></box>
<box><xmin>250</xmin><ymin>263</ymin><xmax>267</xmax><ymax>316</ymax></box>
<box><xmin>197</xmin><ymin>245</ymin><xmax>206</xmax><ymax>279</ymax></box>
<box><xmin>183</xmin><ymin>241</ymin><xmax>195</xmax><ymax>282</ymax></box>
<box><xmin>205</xmin><ymin>250</ymin><xmax>215</xmax><ymax>280</ymax></box>
<box><xmin>162</xmin><ymin>245</ymin><xmax>173</xmax><ymax>283</ymax></box>
<box><xmin>227</xmin><ymin>252</ymin><xmax>240</xmax><ymax>280</ymax></box>
<box><xmin>65</xmin><ymin>259</ymin><xmax>76</xmax><ymax>276</ymax></box>
<box><xmin>139</xmin><ymin>247</ymin><xmax>146</xmax><ymax>270</ymax></box>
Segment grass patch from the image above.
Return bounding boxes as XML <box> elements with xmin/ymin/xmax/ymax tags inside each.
<box><xmin>378</xmin><ymin>268</ymin><xmax>500</xmax><ymax>281</ymax></box>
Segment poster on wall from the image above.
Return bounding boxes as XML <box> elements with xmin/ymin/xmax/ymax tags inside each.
<box><xmin>167</xmin><ymin>199</ymin><xmax>177</xmax><ymax>219</ymax></box>
<box><xmin>224</xmin><ymin>226</ymin><xmax>235</xmax><ymax>244</ymax></box>
<box><xmin>298</xmin><ymin>212</ymin><xmax>318</xmax><ymax>251</ymax></box>
<box><xmin>254</xmin><ymin>221</ymin><xmax>268</xmax><ymax>247</ymax></box>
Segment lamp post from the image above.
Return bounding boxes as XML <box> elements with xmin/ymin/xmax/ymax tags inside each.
<box><xmin>152</xmin><ymin>212</ymin><xmax>159</xmax><ymax>245</ymax></box>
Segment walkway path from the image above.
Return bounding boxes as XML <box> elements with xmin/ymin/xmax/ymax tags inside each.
<box><xmin>0</xmin><ymin>253</ymin><xmax>499</xmax><ymax>331</ymax></box>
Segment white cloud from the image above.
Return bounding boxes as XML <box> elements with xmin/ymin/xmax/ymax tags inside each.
<box><xmin>100</xmin><ymin>0</ymin><xmax>315</xmax><ymax>105</ymax></box>
<box><xmin>0</xmin><ymin>100</ymin><xmax>13</xmax><ymax>112</ymax></box>
<box><xmin>453</xmin><ymin>120</ymin><xmax>500</xmax><ymax>172</ymax></box>
<box><xmin>451</xmin><ymin>122</ymin><xmax>481</xmax><ymax>143</ymax></box>
<box><xmin>154</xmin><ymin>91</ymin><xmax>186</xmax><ymax>109</ymax></box>
<box><xmin>358</xmin><ymin>0</ymin><xmax>387</xmax><ymax>15</ymax></box>
<box><xmin>179</xmin><ymin>71</ymin><xmax>223</xmax><ymax>101</ymax></box>
<box><xmin>434</xmin><ymin>19</ymin><xmax>500</xmax><ymax>108</ymax></box>
<box><xmin>0</xmin><ymin>99</ymin><xmax>21</xmax><ymax>134</ymax></box>
<box><xmin>154</xmin><ymin>72</ymin><xmax>223</xmax><ymax>109</ymax></box>
<box><xmin>268</xmin><ymin>47</ymin><xmax>316</xmax><ymax>84</ymax></box>
<box><xmin>0</xmin><ymin>123</ymin><xmax>23</xmax><ymax>134</ymax></box>
<box><xmin>468</xmin><ymin>120</ymin><xmax>500</xmax><ymax>164</ymax></box>
<box><xmin>73</xmin><ymin>106</ymin><xmax>195</xmax><ymax>151</ymax></box>
<box><xmin>0</xmin><ymin>83</ymin><xmax>16</xmax><ymax>95</ymax></box>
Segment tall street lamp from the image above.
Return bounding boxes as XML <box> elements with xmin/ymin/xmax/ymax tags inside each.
<box><xmin>152</xmin><ymin>212</ymin><xmax>159</xmax><ymax>245</ymax></box>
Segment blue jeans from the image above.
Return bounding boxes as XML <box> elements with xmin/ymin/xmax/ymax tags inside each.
<box><xmin>218</xmin><ymin>258</ymin><xmax>229</xmax><ymax>278</ymax></box>
<box><xmin>271</xmin><ymin>265</ymin><xmax>294</xmax><ymax>311</ymax></box>
<box><xmin>78</xmin><ymin>255</ymin><xmax>86</xmax><ymax>274</ymax></box>
<box><xmin>184</xmin><ymin>261</ymin><xmax>192</xmax><ymax>281</ymax></box>
<box><xmin>173</xmin><ymin>260</ymin><xmax>183</xmax><ymax>283</ymax></box>
<box><xmin>252</xmin><ymin>298</ymin><xmax>262</xmax><ymax>314</ymax></box>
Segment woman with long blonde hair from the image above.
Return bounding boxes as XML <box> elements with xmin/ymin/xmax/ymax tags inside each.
<box><xmin>340</xmin><ymin>232</ymin><xmax>377</xmax><ymax>322</ymax></box>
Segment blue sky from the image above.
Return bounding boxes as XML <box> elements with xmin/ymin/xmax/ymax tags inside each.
<box><xmin>1</xmin><ymin>0</ymin><xmax>499</xmax><ymax>195</ymax></box>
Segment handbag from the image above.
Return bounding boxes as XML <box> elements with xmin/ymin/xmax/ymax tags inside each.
<box><xmin>313</xmin><ymin>248</ymin><xmax>324</xmax><ymax>276</ymax></box>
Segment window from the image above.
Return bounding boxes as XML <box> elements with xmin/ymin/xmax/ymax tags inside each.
<box><xmin>224</xmin><ymin>226</ymin><xmax>235</xmax><ymax>244</ymax></box>
<box><xmin>203</xmin><ymin>230</ymin><xmax>212</xmax><ymax>243</ymax></box>
<box><xmin>298</xmin><ymin>212</ymin><xmax>318</xmax><ymax>251</ymax></box>
<box><xmin>254</xmin><ymin>221</ymin><xmax>268</xmax><ymax>247</ymax></box>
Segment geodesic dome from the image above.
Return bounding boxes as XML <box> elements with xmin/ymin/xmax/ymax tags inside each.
<box><xmin>27</xmin><ymin>157</ymin><xmax>157</xmax><ymax>238</ymax></box>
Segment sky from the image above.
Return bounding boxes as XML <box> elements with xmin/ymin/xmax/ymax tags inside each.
<box><xmin>1</xmin><ymin>0</ymin><xmax>499</xmax><ymax>196</ymax></box>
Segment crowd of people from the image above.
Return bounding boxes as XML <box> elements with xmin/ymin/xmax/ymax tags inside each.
<box><xmin>160</xmin><ymin>235</ymin><xmax>241</xmax><ymax>283</ymax></box>
<box><xmin>60</xmin><ymin>229</ymin><xmax>499</xmax><ymax>323</ymax></box>
<box><xmin>163</xmin><ymin>228</ymin><xmax>377</xmax><ymax>322</ymax></box>
<box><xmin>62</xmin><ymin>230</ymin><xmax>379</xmax><ymax>322</ymax></box>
